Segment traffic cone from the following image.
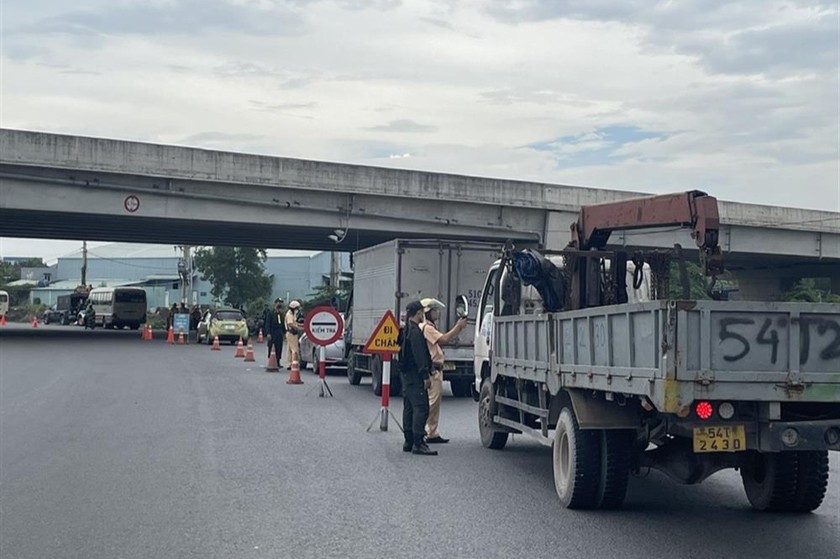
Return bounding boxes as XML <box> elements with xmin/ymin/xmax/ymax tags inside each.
<box><xmin>244</xmin><ymin>343</ymin><xmax>255</xmax><ymax>362</ymax></box>
<box><xmin>141</xmin><ymin>324</ymin><xmax>147</xmax><ymax>339</ymax></box>
<box><xmin>265</xmin><ymin>346</ymin><xmax>280</xmax><ymax>372</ymax></box>
<box><xmin>0</xmin><ymin>315</ymin><xmax>6</xmax><ymax>326</ymax></box>
<box><xmin>257</xmin><ymin>329</ymin><xmax>264</xmax><ymax>344</ymax></box>
<box><xmin>32</xmin><ymin>317</ymin><xmax>38</xmax><ymax>328</ymax></box>
<box><xmin>234</xmin><ymin>337</ymin><xmax>245</xmax><ymax>358</ymax></box>
<box><xmin>146</xmin><ymin>325</ymin><xmax>154</xmax><ymax>341</ymax></box>
<box><xmin>177</xmin><ymin>331</ymin><xmax>185</xmax><ymax>345</ymax></box>
<box><xmin>286</xmin><ymin>359</ymin><xmax>303</xmax><ymax>385</ymax></box>
<box><xmin>211</xmin><ymin>335</ymin><xmax>221</xmax><ymax>351</ymax></box>
<box><xmin>166</xmin><ymin>326</ymin><xmax>174</xmax><ymax>344</ymax></box>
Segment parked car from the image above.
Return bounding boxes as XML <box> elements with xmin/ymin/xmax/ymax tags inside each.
<box><xmin>41</xmin><ymin>293</ymin><xmax>87</xmax><ymax>325</ymax></box>
<box><xmin>299</xmin><ymin>315</ymin><xmax>347</xmax><ymax>371</ymax></box>
<box><xmin>41</xmin><ymin>304</ymin><xmax>63</xmax><ymax>325</ymax></box>
<box><xmin>197</xmin><ymin>308</ymin><xmax>249</xmax><ymax>345</ymax></box>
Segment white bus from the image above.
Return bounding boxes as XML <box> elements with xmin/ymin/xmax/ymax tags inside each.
<box><xmin>88</xmin><ymin>287</ymin><xmax>147</xmax><ymax>329</ymax></box>
<box><xmin>0</xmin><ymin>290</ymin><xmax>8</xmax><ymax>318</ymax></box>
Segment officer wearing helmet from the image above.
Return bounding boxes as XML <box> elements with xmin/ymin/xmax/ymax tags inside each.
<box><xmin>420</xmin><ymin>297</ymin><xmax>468</xmax><ymax>444</ymax></box>
<box><xmin>285</xmin><ymin>300</ymin><xmax>302</xmax><ymax>367</ymax></box>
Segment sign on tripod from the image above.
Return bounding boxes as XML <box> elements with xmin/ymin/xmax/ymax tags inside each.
<box><xmin>304</xmin><ymin>306</ymin><xmax>344</xmax><ymax>398</ymax></box>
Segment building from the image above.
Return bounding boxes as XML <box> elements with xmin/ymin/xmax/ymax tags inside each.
<box><xmin>29</xmin><ymin>243</ymin><xmax>351</xmax><ymax>308</ymax></box>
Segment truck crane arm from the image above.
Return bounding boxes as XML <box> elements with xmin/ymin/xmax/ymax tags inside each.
<box><xmin>570</xmin><ymin>190</ymin><xmax>724</xmax><ymax>277</ymax></box>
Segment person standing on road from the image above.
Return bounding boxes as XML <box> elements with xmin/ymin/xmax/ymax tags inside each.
<box><xmin>399</xmin><ymin>300</ymin><xmax>437</xmax><ymax>456</ymax></box>
<box><xmin>265</xmin><ymin>298</ymin><xmax>285</xmax><ymax>362</ymax></box>
<box><xmin>285</xmin><ymin>300</ymin><xmax>302</xmax><ymax>367</ymax></box>
<box><xmin>420</xmin><ymin>297</ymin><xmax>468</xmax><ymax>444</ymax></box>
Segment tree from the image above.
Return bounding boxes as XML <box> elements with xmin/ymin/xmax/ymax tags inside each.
<box><xmin>783</xmin><ymin>278</ymin><xmax>840</xmax><ymax>303</ymax></box>
<box><xmin>301</xmin><ymin>284</ymin><xmax>350</xmax><ymax>314</ymax></box>
<box><xmin>667</xmin><ymin>260</ymin><xmax>713</xmax><ymax>299</ymax></box>
<box><xmin>194</xmin><ymin>247</ymin><xmax>273</xmax><ymax>308</ymax></box>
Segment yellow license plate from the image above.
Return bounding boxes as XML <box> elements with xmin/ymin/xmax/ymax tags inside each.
<box><xmin>693</xmin><ymin>425</ymin><xmax>746</xmax><ymax>453</ymax></box>
<box><xmin>443</xmin><ymin>362</ymin><xmax>456</xmax><ymax>371</ymax></box>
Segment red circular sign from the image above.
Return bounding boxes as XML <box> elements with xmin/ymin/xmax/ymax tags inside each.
<box><xmin>124</xmin><ymin>195</ymin><xmax>140</xmax><ymax>213</ymax></box>
<box><xmin>304</xmin><ymin>306</ymin><xmax>344</xmax><ymax>346</ymax></box>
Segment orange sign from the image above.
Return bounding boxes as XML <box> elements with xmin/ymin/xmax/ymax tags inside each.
<box><xmin>363</xmin><ymin>310</ymin><xmax>401</xmax><ymax>354</ymax></box>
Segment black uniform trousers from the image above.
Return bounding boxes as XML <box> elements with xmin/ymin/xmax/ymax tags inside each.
<box><xmin>401</xmin><ymin>378</ymin><xmax>430</xmax><ymax>446</ymax></box>
<box><xmin>268</xmin><ymin>336</ymin><xmax>283</xmax><ymax>362</ymax></box>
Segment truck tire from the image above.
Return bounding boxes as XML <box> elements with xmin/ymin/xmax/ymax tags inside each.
<box><xmin>450</xmin><ymin>378</ymin><xmax>471</xmax><ymax>398</ymax></box>
<box><xmin>347</xmin><ymin>351</ymin><xmax>363</xmax><ymax>385</ymax></box>
<box><xmin>371</xmin><ymin>354</ymin><xmax>382</xmax><ymax>397</ymax></box>
<box><xmin>61</xmin><ymin>314</ymin><xmax>69</xmax><ymax>325</ymax></box>
<box><xmin>741</xmin><ymin>451</ymin><xmax>798</xmax><ymax>511</ymax></box>
<box><xmin>791</xmin><ymin>451</ymin><xmax>829</xmax><ymax>512</ymax></box>
<box><xmin>478</xmin><ymin>380</ymin><xmax>508</xmax><ymax>450</ymax></box>
<box><xmin>553</xmin><ymin>406</ymin><xmax>601</xmax><ymax>509</ymax></box>
<box><xmin>597</xmin><ymin>430</ymin><xmax>634</xmax><ymax>509</ymax></box>
<box><xmin>43</xmin><ymin>315</ymin><xmax>50</xmax><ymax>325</ymax></box>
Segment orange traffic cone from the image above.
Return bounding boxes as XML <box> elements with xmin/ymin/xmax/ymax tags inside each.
<box><xmin>141</xmin><ymin>324</ymin><xmax>147</xmax><ymax>339</ymax></box>
<box><xmin>146</xmin><ymin>325</ymin><xmax>154</xmax><ymax>341</ymax></box>
<box><xmin>0</xmin><ymin>314</ymin><xmax>6</xmax><ymax>326</ymax></box>
<box><xmin>244</xmin><ymin>343</ymin><xmax>255</xmax><ymax>362</ymax></box>
<box><xmin>265</xmin><ymin>346</ymin><xmax>280</xmax><ymax>372</ymax></box>
<box><xmin>166</xmin><ymin>326</ymin><xmax>174</xmax><ymax>344</ymax></box>
<box><xmin>286</xmin><ymin>359</ymin><xmax>303</xmax><ymax>385</ymax></box>
<box><xmin>234</xmin><ymin>337</ymin><xmax>245</xmax><ymax>358</ymax></box>
<box><xmin>32</xmin><ymin>317</ymin><xmax>38</xmax><ymax>328</ymax></box>
<box><xmin>257</xmin><ymin>329</ymin><xmax>264</xmax><ymax>344</ymax></box>
<box><xmin>177</xmin><ymin>331</ymin><xmax>186</xmax><ymax>345</ymax></box>
<box><xmin>211</xmin><ymin>335</ymin><xmax>221</xmax><ymax>351</ymax></box>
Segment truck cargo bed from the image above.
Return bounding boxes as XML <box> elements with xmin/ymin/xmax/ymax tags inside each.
<box><xmin>492</xmin><ymin>300</ymin><xmax>840</xmax><ymax>414</ymax></box>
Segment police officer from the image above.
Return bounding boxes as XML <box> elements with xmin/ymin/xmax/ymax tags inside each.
<box><xmin>265</xmin><ymin>298</ymin><xmax>285</xmax><ymax>363</ymax></box>
<box><xmin>400</xmin><ymin>300</ymin><xmax>437</xmax><ymax>456</ymax></box>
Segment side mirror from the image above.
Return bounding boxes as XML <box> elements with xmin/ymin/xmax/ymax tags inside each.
<box><xmin>455</xmin><ymin>294</ymin><xmax>469</xmax><ymax>320</ymax></box>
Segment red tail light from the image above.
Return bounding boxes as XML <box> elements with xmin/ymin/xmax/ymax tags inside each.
<box><xmin>695</xmin><ymin>401</ymin><xmax>713</xmax><ymax>420</ymax></box>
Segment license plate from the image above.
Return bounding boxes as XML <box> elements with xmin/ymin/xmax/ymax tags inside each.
<box><xmin>693</xmin><ymin>425</ymin><xmax>746</xmax><ymax>453</ymax></box>
<box><xmin>443</xmin><ymin>362</ymin><xmax>456</xmax><ymax>371</ymax></box>
<box><xmin>225</xmin><ymin>325</ymin><xmax>235</xmax><ymax>331</ymax></box>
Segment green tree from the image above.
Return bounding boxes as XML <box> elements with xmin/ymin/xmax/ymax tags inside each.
<box><xmin>301</xmin><ymin>285</ymin><xmax>350</xmax><ymax>314</ymax></box>
<box><xmin>194</xmin><ymin>247</ymin><xmax>272</xmax><ymax>307</ymax></box>
<box><xmin>668</xmin><ymin>260</ymin><xmax>713</xmax><ymax>299</ymax></box>
<box><xmin>783</xmin><ymin>278</ymin><xmax>840</xmax><ymax>303</ymax></box>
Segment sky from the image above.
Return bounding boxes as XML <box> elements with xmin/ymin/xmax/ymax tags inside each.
<box><xmin>1</xmin><ymin>0</ymin><xmax>838</xmax><ymax>260</ymax></box>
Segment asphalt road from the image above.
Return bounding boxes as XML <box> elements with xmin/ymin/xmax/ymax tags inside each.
<box><xmin>1</xmin><ymin>324</ymin><xmax>839</xmax><ymax>559</ymax></box>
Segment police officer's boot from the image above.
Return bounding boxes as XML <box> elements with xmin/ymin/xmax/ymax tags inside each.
<box><xmin>412</xmin><ymin>436</ymin><xmax>438</xmax><ymax>456</ymax></box>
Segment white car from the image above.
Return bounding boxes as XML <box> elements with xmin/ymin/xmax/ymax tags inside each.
<box><xmin>299</xmin><ymin>332</ymin><xmax>347</xmax><ymax>372</ymax></box>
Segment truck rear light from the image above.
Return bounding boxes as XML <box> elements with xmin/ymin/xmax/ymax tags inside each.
<box><xmin>718</xmin><ymin>402</ymin><xmax>735</xmax><ymax>420</ymax></box>
<box><xmin>695</xmin><ymin>401</ymin><xmax>713</xmax><ymax>420</ymax></box>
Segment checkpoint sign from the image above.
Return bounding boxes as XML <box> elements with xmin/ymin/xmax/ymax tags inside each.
<box><xmin>304</xmin><ymin>306</ymin><xmax>344</xmax><ymax>346</ymax></box>
<box><xmin>363</xmin><ymin>310</ymin><xmax>400</xmax><ymax>354</ymax></box>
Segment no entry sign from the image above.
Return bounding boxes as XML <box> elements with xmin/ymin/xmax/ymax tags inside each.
<box><xmin>304</xmin><ymin>306</ymin><xmax>344</xmax><ymax>346</ymax></box>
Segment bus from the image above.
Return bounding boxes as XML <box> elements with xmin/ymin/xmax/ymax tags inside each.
<box><xmin>0</xmin><ymin>290</ymin><xmax>8</xmax><ymax>319</ymax></box>
<box><xmin>88</xmin><ymin>287</ymin><xmax>147</xmax><ymax>329</ymax></box>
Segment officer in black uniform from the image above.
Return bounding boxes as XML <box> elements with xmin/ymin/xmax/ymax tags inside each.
<box><xmin>265</xmin><ymin>298</ymin><xmax>285</xmax><ymax>362</ymax></box>
<box><xmin>400</xmin><ymin>300</ymin><xmax>437</xmax><ymax>456</ymax></box>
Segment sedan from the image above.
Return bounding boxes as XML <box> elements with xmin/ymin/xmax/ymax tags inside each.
<box><xmin>299</xmin><ymin>332</ymin><xmax>347</xmax><ymax>372</ymax></box>
<box><xmin>197</xmin><ymin>308</ymin><xmax>249</xmax><ymax>345</ymax></box>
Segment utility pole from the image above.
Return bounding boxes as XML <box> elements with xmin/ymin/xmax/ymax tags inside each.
<box><xmin>81</xmin><ymin>241</ymin><xmax>88</xmax><ymax>287</ymax></box>
<box><xmin>330</xmin><ymin>251</ymin><xmax>340</xmax><ymax>289</ymax></box>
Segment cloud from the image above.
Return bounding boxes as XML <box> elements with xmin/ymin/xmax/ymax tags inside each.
<box><xmin>483</xmin><ymin>0</ymin><xmax>839</xmax><ymax>76</ymax></box>
<box><xmin>367</xmin><ymin>119</ymin><xmax>438</xmax><ymax>133</ymax></box>
<box><xmin>528</xmin><ymin>125</ymin><xmax>671</xmax><ymax>167</ymax></box>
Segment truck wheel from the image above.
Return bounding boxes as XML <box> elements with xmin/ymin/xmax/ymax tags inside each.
<box><xmin>741</xmin><ymin>451</ymin><xmax>798</xmax><ymax>511</ymax></box>
<box><xmin>791</xmin><ymin>451</ymin><xmax>829</xmax><ymax>512</ymax></box>
<box><xmin>347</xmin><ymin>351</ymin><xmax>363</xmax><ymax>385</ymax></box>
<box><xmin>61</xmin><ymin>314</ymin><xmax>69</xmax><ymax>325</ymax></box>
<box><xmin>553</xmin><ymin>407</ymin><xmax>601</xmax><ymax>509</ymax></box>
<box><xmin>597</xmin><ymin>430</ymin><xmax>634</xmax><ymax>509</ymax></box>
<box><xmin>478</xmin><ymin>380</ymin><xmax>508</xmax><ymax>450</ymax></box>
<box><xmin>43</xmin><ymin>315</ymin><xmax>50</xmax><ymax>325</ymax></box>
<box><xmin>371</xmin><ymin>355</ymin><xmax>382</xmax><ymax>397</ymax></box>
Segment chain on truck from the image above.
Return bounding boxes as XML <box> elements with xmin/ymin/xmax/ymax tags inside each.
<box><xmin>474</xmin><ymin>190</ymin><xmax>840</xmax><ymax>512</ymax></box>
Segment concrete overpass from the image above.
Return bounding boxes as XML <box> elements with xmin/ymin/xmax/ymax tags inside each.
<box><xmin>1</xmin><ymin>129</ymin><xmax>838</xmax><ymax>296</ymax></box>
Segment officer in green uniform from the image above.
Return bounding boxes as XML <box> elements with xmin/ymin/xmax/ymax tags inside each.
<box><xmin>400</xmin><ymin>300</ymin><xmax>437</xmax><ymax>456</ymax></box>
